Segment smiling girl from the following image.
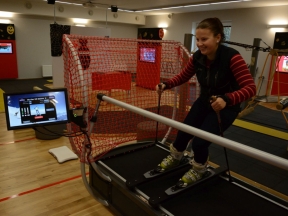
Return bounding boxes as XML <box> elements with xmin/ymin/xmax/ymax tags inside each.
<box><xmin>155</xmin><ymin>17</ymin><xmax>256</xmax><ymax>187</ymax></box>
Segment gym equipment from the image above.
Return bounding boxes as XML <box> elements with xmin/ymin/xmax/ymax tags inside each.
<box><xmin>276</xmin><ymin>98</ymin><xmax>288</xmax><ymax>110</ymax></box>
<box><xmin>222</xmin><ymin>40</ymin><xmax>288</xmax><ymax>126</ymax></box>
<box><xmin>276</xmin><ymin>98</ymin><xmax>288</xmax><ymax>128</ymax></box>
<box><xmin>62</xmin><ymin>35</ymin><xmax>194</xmax><ymax>161</ymax></box>
<box><xmin>87</xmin><ymin>94</ymin><xmax>288</xmax><ymax>215</ymax></box>
<box><xmin>142</xmin><ymin>155</ymin><xmax>190</xmax><ymax>179</ymax></box>
<box><xmin>164</xmin><ymin>168</ymin><xmax>215</xmax><ymax>195</ymax></box>
<box><xmin>61</xmin><ymin>35</ymin><xmax>288</xmax><ymax>214</ymax></box>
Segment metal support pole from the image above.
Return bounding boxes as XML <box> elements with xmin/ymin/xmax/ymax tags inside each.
<box><xmin>184</xmin><ymin>33</ymin><xmax>193</xmax><ymax>53</ymax></box>
<box><xmin>250</xmin><ymin>38</ymin><xmax>261</xmax><ymax>78</ymax></box>
<box><xmin>241</xmin><ymin>38</ymin><xmax>261</xmax><ymax>110</ymax></box>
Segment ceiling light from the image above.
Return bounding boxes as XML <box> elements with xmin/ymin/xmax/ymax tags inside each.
<box><xmin>267</xmin><ymin>24</ymin><xmax>288</xmax><ymax>28</ymax></box>
<box><xmin>158</xmin><ymin>23</ymin><xmax>168</xmax><ymax>28</ymax></box>
<box><xmin>43</xmin><ymin>0</ymin><xmax>82</xmax><ymax>6</ymax></box>
<box><xmin>118</xmin><ymin>9</ymin><xmax>132</xmax><ymax>12</ymax></box>
<box><xmin>52</xmin><ymin>0</ymin><xmax>247</xmax><ymax>13</ymax></box>
<box><xmin>162</xmin><ymin>6</ymin><xmax>183</xmax><ymax>9</ymax></box>
<box><xmin>183</xmin><ymin>4</ymin><xmax>209</xmax><ymax>7</ymax></box>
<box><xmin>75</xmin><ymin>24</ymin><xmax>86</xmax><ymax>27</ymax></box>
<box><xmin>0</xmin><ymin>11</ymin><xmax>13</xmax><ymax>18</ymax></box>
<box><xmin>210</xmin><ymin>2</ymin><xmax>231</xmax><ymax>4</ymax></box>
<box><xmin>0</xmin><ymin>19</ymin><xmax>11</xmax><ymax>24</ymax></box>
<box><xmin>73</xmin><ymin>18</ymin><xmax>88</xmax><ymax>24</ymax></box>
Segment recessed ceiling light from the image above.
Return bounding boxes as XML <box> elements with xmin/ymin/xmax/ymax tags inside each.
<box><xmin>0</xmin><ymin>11</ymin><xmax>13</xmax><ymax>17</ymax></box>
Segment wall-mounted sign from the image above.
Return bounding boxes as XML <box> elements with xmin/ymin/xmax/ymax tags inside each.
<box><xmin>137</xmin><ymin>28</ymin><xmax>163</xmax><ymax>40</ymax></box>
<box><xmin>0</xmin><ymin>24</ymin><xmax>16</xmax><ymax>40</ymax></box>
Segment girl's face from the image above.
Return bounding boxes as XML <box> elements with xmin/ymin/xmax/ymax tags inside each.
<box><xmin>195</xmin><ymin>28</ymin><xmax>221</xmax><ymax>60</ymax></box>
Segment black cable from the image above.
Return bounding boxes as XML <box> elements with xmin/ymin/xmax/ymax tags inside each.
<box><xmin>155</xmin><ymin>84</ymin><xmax>162</xmax><ymax>144</ymax></box>
<box><xmin>216</xmin><ymin>111</ymin><xmax>232</xmax><ymax>182</ymax></box>
<box><xmin>44</xmin><ymin>125</ymin><xmax>85</xmax><ymax>137</ymax></box>
<box><xmin>33</xmin><ymin>126</ymin><xmax>84</xmax><ymax>138</ymax></box>
<box><xmin>261</xmin><ymin>39</ymin><xmax>271</xmax><ymax>49</ymax></box>
<box><xmin>223</xmin><ymin>40</ymin><xmax>271</xmax><ymax>52</ymax></box>
<box><xmin>211</xmin><ymin>96</ymin><xmax>232</xmax><ymax>182</ymax></box>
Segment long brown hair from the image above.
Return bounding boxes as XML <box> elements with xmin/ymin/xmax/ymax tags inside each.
<box><xmin>197</xmin><ymin>17</ymin><xmax>226</xmax><ymax>43</ymax></box>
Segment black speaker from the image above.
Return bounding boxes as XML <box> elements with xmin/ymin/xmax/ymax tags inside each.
<box><xmin>47</xmin><ymin>0</ymin><xmax>55</xmax><ymax>4</ymax></box>
<box><xmin>111</xmin><ymin>5</ymin><xmax>118</xmax><ymax>12</ymax></box>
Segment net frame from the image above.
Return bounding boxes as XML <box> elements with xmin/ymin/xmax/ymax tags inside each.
<box><xmin>62</xmin><ymin>34</ymin><xmax>199</xmax><ymax>162</ymax></box>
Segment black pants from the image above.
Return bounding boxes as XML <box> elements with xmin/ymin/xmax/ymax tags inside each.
<box><xmin>173</xmin><ymin>98</ymin><xmax>239</xmax><ymax>164</ymax></box>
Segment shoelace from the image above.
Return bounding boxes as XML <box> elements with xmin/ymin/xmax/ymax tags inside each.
<box><xmin>183</xmin><ymin>169</ymin><xmax>201</xmax><ymax>182</ymax></box>
<box><xmin>162</xmin><ymin>155</ymin><xmax>174</xmax><ymax>166</ymax></box>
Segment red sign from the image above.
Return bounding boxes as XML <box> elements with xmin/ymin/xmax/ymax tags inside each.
<box><xmin>159</xmin><ymin>28</ymin><xmax>164</xmax><ymax>39</ymax></box>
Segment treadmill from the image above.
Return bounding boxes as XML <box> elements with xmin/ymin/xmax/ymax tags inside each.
<box><xmin>75</xmin><ymin>94</ymin><xmax>288</xmax><ymax>216</ymax></box>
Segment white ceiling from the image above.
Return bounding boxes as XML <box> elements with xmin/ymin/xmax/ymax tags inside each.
<box><xmin>40</xmin><ymin>0</ymin><xmax>288</xmax><ymax>15</ymax></box>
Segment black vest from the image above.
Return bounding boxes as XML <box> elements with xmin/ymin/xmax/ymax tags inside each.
<box><xmin>193</xmin><ymin>45</ymin><xmax>241</xmax><ymax>111</ymax></box>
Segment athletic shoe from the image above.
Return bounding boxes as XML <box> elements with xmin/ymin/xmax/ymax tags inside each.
<box><xmin>157</xmin><ymin>144</ymin><xmax>184</xmax><ymax>172</ymax></box>
<box><xmin>158</xmin><ymin>155</ymin><xmax>180</xmax><ymax>172</ymax></box>
<box><xmin>180</xmin><ymin>159</ymin><xmax>207</xmax><ymax>186</ymax></box>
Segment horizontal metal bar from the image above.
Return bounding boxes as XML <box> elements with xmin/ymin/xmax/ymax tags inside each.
<box><xmin>100</xmin><ymin>94</ymin><xmax>288</xmax><ymax>171</ymax></box>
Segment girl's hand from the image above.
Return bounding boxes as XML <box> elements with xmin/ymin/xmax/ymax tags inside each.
<box><xmin>210</xmin><ymin>96</ymin><xmax>226</xmax><ymax>112</ymax></box>
<box><xmin>156</xmin><ymin>83</ymin><xmax>166</xmax><ymax>94</ymax></box>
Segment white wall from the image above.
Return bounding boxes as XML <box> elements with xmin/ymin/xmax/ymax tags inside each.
<box><xmin>11</xmin><ymin>15</ymin><xmax>140</xmax><ymax>79</ymax></box>
<box><xmin>144</xmin><ymin>6</ymin><xmax>288</xmax><ymax>96</ymax></box>
<box><xmin>1</xmin><ymin>0</ymin><xmax>288</xmax><ymax>96</ymax></box>
<box><xmin>13</xmin><ymin>15</ymin><xmax>53</xmax><ymax>79</ymax></box>
<box><xmin>0</xmin><ymin>0</ymin><xmax>145</xmax><ymax>79</ymax></box>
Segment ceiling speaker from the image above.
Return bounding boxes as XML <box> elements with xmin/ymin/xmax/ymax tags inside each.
<box><xmin>25</xmin><ymin>2</ymin><xmax>32</xmax><ymax>9</ymax></box>
<box><xmin>47</xmin><ymin>0</ymin><xmax>55</xmax><ymax>4</ymax></box>
<box><xmin>111</xmin><ymin>5</ymin><xmax>118</xmax><ymax>12</ymax></box>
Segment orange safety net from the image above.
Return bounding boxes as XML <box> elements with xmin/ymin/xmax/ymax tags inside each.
<box><xmin>62</xmin><ymin>34</ymin><xmax>200</xmax><ymax>162</ymax></box>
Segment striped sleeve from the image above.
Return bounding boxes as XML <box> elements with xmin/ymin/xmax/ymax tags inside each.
<box><xmin>165</xmin><ymin>56</ymin><xmax>195</xmax><ymax>89</ymax></box>
<box><xmin>226</xmin><ymin>54</ymin><xmax>256</xmax><ymax>105</ymax></box>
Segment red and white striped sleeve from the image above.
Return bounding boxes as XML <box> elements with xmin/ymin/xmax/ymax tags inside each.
<box><xmin>226</xmin><ymin>54</ymin><xmax>256</xmax><ymax>105</ymax></box>
<box><xmin>165</xmin><ymin>56</ymin><xmax>195</xmax><ymax>89</ymax></box>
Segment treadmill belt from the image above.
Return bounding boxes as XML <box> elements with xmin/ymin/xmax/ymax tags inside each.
<box><xmin>93</xmin><ymin>142</ymin><xmax>287</xmax><ymax>215</ymax></box>
<box><xmin>240</xmin><ymin>105</ymin><xmax>287</xmax><ymax>132</ymax></box>
<box><xmin>99</xmin><ymin>143</ymin><xmax>170</xmax><ymax>180</ymax></box>
<box><xmin>161</xmin><ymin>176</ymin><xmax>288</xmax><ymax>216</ymax></box>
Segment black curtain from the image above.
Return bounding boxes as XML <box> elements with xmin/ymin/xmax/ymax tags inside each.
<box><xmin>50</xmin><ymin>23</ymin><xmax>71</xmax><ymax>56</ymax></box>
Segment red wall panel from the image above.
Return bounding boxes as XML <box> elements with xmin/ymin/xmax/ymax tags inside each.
<box><xmin>0</xmin><ymin>23</ymin><xmax>18</xmax><ymax>79</ymax></box>
<box><xmin>271</xmin><ymin>71</ymin><xmax>288</xmax><ymax>96</ymax></box>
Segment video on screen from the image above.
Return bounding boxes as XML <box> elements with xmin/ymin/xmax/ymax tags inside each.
<box><xmin>276</xmin><ymin>56</ymin><xmax>288</xmax><ymax>72</ymax></box>
<box><xmin>4</xmin><ymin>89</ymin><xmax>70</xmax><ymax>130</ymax></box>
<box><xmin>0</xmin><ymin>42</ymin><xmax>13</xmax><ymax>54</ymax></box>
<box><xmin>139</xmin><ymin>47</ymin><xmax>156</xmax><ymax>63</ymax></box>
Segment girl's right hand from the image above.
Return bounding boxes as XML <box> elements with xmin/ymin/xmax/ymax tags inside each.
<box><xmin>156</xmin><ymin>83</ymin><xmax>166</xmax><ymax>94</ymax></box>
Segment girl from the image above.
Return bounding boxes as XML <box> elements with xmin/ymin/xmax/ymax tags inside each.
<box><xmin>156</xmin><ymin>17</ymin><xmax>256</xmax><ymax>187</ymax></box>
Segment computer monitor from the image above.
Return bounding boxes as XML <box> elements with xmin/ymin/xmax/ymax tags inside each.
<box><xmin>276</xmin><ymin>56</ymin><xmax>288</xmax><ymax>72</ymax></box>
<box><xmin>3</xmin><ymin>88</ymin><xmax>70</xmax><ymax>130</ymax></box>
<box><xmin>0</xmin><ymin>42</ymin><xmax>13</xmax><ymax>54</ymax></box>
<box><xmin>139</xmin><ymin>47</ymin><xmax>156</xmax><ymax>63</ymax></box>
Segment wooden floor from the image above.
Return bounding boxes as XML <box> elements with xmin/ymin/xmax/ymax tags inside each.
<box><xmin>0</xmin><ymin>112</ymin><xmax>114</xmax><ymax>216</ymax></box>
<box><xmin>0</xmin><ymin>80</ymin><xmax>287</xmax><ymax>215</ymax></box>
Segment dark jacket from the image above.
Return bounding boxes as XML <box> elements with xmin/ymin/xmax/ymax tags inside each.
<box><xmin>193</xmin><ymin>45</ymin><xmax>241</xmax><ymax>111</ymax></box>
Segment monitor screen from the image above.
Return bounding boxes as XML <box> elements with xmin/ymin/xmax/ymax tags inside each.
<box><xmin>277</xmin><ymin>56</ymin><xmax>288</xmax><ymax>72</ymax></box>
<box><xmin>4</xmin><ymin>88</ymin><xmax>70</xmax><ymax>130</ymax></box>
<box><xmin>139</xmin><ymin>47</ymin><xmax>156</xmax><ymax>63</ymax></box>
<box><xmin>0</xmin><ymin>42</ymin><xmax>13</xmax><ymax>54</ymax></box>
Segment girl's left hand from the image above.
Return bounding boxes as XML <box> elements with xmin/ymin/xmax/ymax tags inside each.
<box><xmin>210</xmin><ymin>96</ymin><xmax>226</xmax><ymax>112</ymax></box>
